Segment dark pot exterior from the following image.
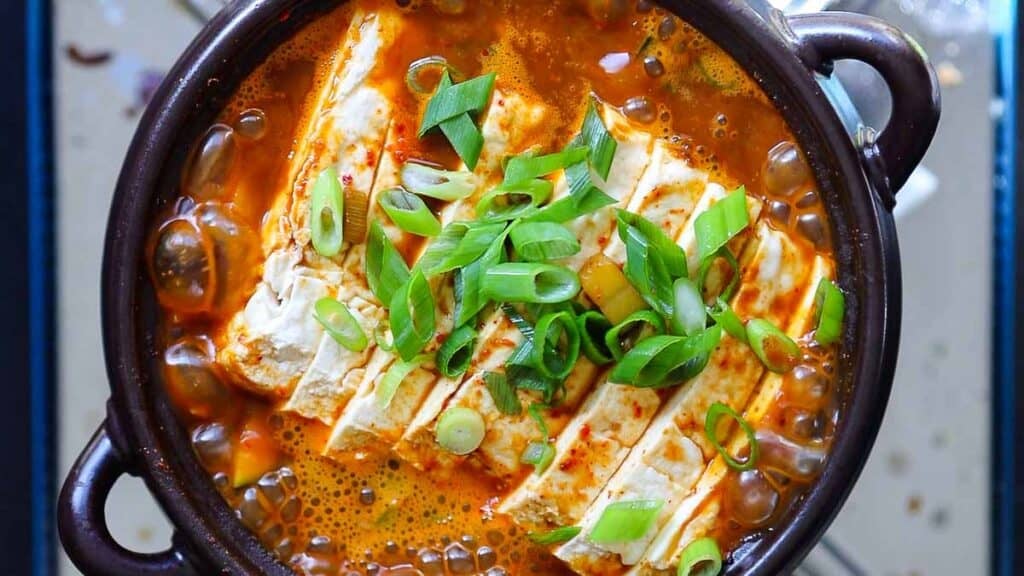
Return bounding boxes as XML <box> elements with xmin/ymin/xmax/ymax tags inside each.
<box><xmin>58</xmin><ymin>1</ymin><xmax>940</xmax><ymax>574</ymax></box>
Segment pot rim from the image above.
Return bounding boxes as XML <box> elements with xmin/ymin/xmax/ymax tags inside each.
<box><xmin>90</xmin><ymin>1</ymin><xmax>905</xmax><ymax>574</ymax></box>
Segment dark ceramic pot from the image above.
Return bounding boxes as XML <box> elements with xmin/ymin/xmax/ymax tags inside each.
<box><xmin>58</xmin><ymin>1</ymin><xmax>939</xmax><ymax>574</ymax></box>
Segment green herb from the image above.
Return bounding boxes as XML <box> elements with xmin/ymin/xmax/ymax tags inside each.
<box><xmin>484</xmin><ymin>371</ymin><xmax>523</xmax><ymax>415</ymax></box>
<box><xmin>609</xmin><ymin>327</ymin><xmax>722</xmax><ymax>388</ymax></box>
<box><xmin>476</xmin><ymin>179</ymin><xmax>553</xmax><ymax>221</ymax></box>
<box><xmin>531</xmin><ymin>311</ymin><xmax>581</xmax><ymax>380</ymax></box>
<box><xmin>678</xmin><ymin>537</ymin><xmax>723</xmax><ymax>576</ymax></box>
<box><xmin>376</xmin><ymin>355</ymin><xmax>428</xmax><ymax>409</ymax></box>
<box><xmin>378</xmin><ymin>187</ymin><xmax>441</xmax><ymax>237</ymax></box>
<box><xmin>695</xmin><ymin>187</ymin><xmax>749</xmax><ymax>262</ymax></box>
<box><xmin>704</xmin><ymin>401</ymin><xmax>758</xmax><ymax>471</ymax></box>
<box><xmin>528</xmin><ymin>526</ymin><xmax>582</xmax><ymax>546</ymax></box>
<box><xmin>813</xmin><ymin>277</ymin><xmax>845</xmax><ymax>345</ymax></box>
<box><xmin>435</xmin><ymin>325</ymin><xmax>477</xmax><ymax>378</ymax></box>
<box><xmin>400</xmin><ymin>162</ymin><xmax>477</xmax><ymax>201</ymax></box>
<box><xmin>312</xmin><ymin>297</ymin><xmax>367</xmax><ymax>352</ymax></box>
<box><xmin>366</xmin><ymin>221</ymin><xmax>410</xmax><ymax>306</ymax></box>
<box><xmin>605</xmin><ymin>310</ymin><xmax>666</xmax><ymax>362</ymax></box>
<box><xmin>746</xmin><ymin>318</ymin><xmax>799</xmax><ymax>373</ymax></box>
<box><xmin>618</xmin><ymin>210</ymin><xmax>689</xmax><ymax>317</ymax></box>
<box><xmin>310</xmin><ymin>167</ymin><xmax>345</xmax><ymax>257</ymax></box>
<box><xmin>576</xmin><ymin>310</ymin><xmax>614</xmax><ymax>365</ymax></box>
<box><xmin>417</xmin><ymin>221</ymin><xmax>505</xmax><ymax>277</ymax></box>
<box><xmin>589</xmin><ymin>500</ymin><xmax>665</xmax><ymax>544</ymax></box>
<box><xmin>510</xmin><ymin>222</ymin><xmax>581</xmax><ymax>261</ymax></box>
<box><xmin>418</xmin><ymin>71</ymin><xmax>496</xmax><ymax>135</ymax></box>
<box><xmin>707</xmin><ymin>298</ymin><xmax>747</xmax><ymax>343</ymax></box>
<box><xmin>482</xmin><ymin>263</ymin><xmax>581</xmax><ymax>304</ymax></box>
<box><xmin>389</xmin><ymin>269</ymin><xmax>436</xmax><ymax>361</ymax></box>
<box><xmin>503</xmin><ymin>146</ymin><xmax>590</xmax><ymax>186</ymax></box>
<box><xmin>436</xmin><ymin>406</ymin><xmax>486</xmax><ymax>455</ymax></box>
<box><xmin>520</xmin><ymin>441</ymin><xmax>556</xmax><ymax>474</ymax></box>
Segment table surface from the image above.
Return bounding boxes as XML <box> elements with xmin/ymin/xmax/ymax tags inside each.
<box><xmin>54</xmin><ymin>2</ymin><xmax>995</xmax><ymax>574</ymax></box>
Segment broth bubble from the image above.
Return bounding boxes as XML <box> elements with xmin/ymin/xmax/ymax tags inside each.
<box><xmin>765</xmin><ymin>141</ymin><xmax>811</xmax><ymax>197</ymax></box>
<box><xmin>184</xmin><ymin>124</ymin><xmax>236</xmax><ymax>201</ymax></box>
<box><xmin>151</xmin><ymin>219</ymin><xmax>215</xmax><ymax>313</ymax></box>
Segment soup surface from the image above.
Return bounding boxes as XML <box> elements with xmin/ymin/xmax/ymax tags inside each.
<box><xmin>149</xmin><ymin>1</ymin><xmax>844</xmax><ymax>574</ymax></box>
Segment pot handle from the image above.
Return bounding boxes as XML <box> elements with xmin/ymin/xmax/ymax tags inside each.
<box><xmin>58</xmin><ymin>422</ymin><xmax>197</xmax><ymax>575</ymax></box>
<box><xmin>787</xmin><ymin>12</ymin><xmax>941</xmax><ymax>193</ymax></box>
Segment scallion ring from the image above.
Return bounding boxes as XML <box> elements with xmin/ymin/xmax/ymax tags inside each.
<box><xmin>813</xmin><ymin>277</ymin><xmax>845</xmax><ymax>345</ymax></box>
<box><xmin>604</xmin><ymin>310</ymin><xmax>665</xmax><ymax>362</ymax></box>
<box><xmin>677</xmin><ymin>537</ymin><xmax>723</xmax><ymax>576</ymax></box>
<box><xmin>609</xmin><ymin>327</ymin><xmax>721</xmax><ymax>388</ymax></box>
<box><xmin>400</xmin><ymin>161</ymin><xmax>477</xmax><ymax>201</ymax></box>
<box><xmin>484</xmin><ymin>371</ymin><xmax>522</xmax><ymax>415</ymax></box>
<box><xmin>405</xmin><ymin>55</ymin><xmax>460</xmax><ymax>95</ymax></box>
<box><xmin>374</xmin><ymin>324</ymin><xmax>395</xmax><ymax>351</ymax></box>
<box><xmin>697</xmin><ymin>246</ymin><xmax>740</xmax><ymax>303</ymax></box>
<box><xmin>436</xmin><ymin>406</ymin><xmax>486</xmax><ymax>455</ymax></box>
<box><xmin>482</xmin><ymin>263</ymin><xmax>581</xmax><ymax>304</ymax></box>
<box><xmin>746</xmin><ymin>318</ymin><xmax>799</xmax><ymax>373</ymax></box>
<box><xmin>503</xmin><ymin>146</ymin><xmax>589</xmax><ymax>186</ymax></box>
<box><xmin>704</xmin><ymin>401</ymin><xmax>758</xmax><ymax>471</ymax></box>
<box><xmin>672</xmin><ymin>277</ymin><xmax>706</xmax><ymax>336</ymax></box>
<box><xmin>520</xmin><ymin>441</ymin><xmax>556</xmax><ymax>474</ymax></box>
<box><xmin>378</xmin><ymin>187</ymin><xmax>441</xmax><ymax>237</ymax></box>
<box><xmin>436</xmin><ymin>325</ymin><xmax>476</xmax><ymax>378</ymax></box>
<box><xmin>707</xmin><ymin>298</ymin><xmax>747</xmax><ymax>343</ymax></box>
<box><xmin>531</xmin><ymin>311</ymin><xmax>581</xmax><ymax>380</ymax></box>
<box><xmin>695</xmin><ymin>186</ymin><xmax>749</xmax><ymax>261</ymax></box>
<box><xmin>589</xmin><ymin>500</ymin><xmax>665</xmax><ymax>544</ymax></box>
<box><xmin>577</xmin><ymin>310</ymin><xmax>614</xmax><ymax>365</ymax></box>
<box><xmin>376</xmin><ymin>355</ymin><xmax>429</xmax><ymax>409</ymax></box>
<box><xmin>510</xmin><ymin>222</ymin><xmax>581</xmax><ymax>261</ymax></box>
<box><xmin>310</xmin><ymin>167</ymin><xmax>344</xmax><ymax>257</ymax></box>
<box><xmin>476</xmin><ymin>178</ymin><xmax>553</xmax><ymax>221</ymax></box>
<box><xmin>417</xmin><ymin>220</ymin><xmax>505</xmax><ymax>277</ymax></box>
<box><xmin>365</xmin><ymin>221</ymin><xmax>410</xmax><ymax>306</ymax></box>
<box><xmin>389</xmin><ymin>269</ymin><xmax>436</xmax><ymax>361</ymax></box>
<box><xmin>528</xmin><ymin>526</ymin><xmax>581</xmax><ymax>546</ymax></box>
<box><xmin>312</xmin><ymin>297</ymin><xmax>367</xmax><ymax>352</ymax></box>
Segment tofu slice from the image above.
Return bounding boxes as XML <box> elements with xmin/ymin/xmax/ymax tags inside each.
<box><xmin>554</xmin><ymin>222</ymin><xmax>817</xmax><ymax>571</ymax></box>
<box><xmin>218</xmin><ymin>11</ymin><xmax>399</xmax><ymax>397</ymax></box>
<box><xmin>393</xmin><ymin>106</ymin><xmax>654</xmax><ymax>477</ymax></box>
<box><xmin>633</xmin><ymin>256</ymin><xmax>833</xmax><ymax>574</ymax></box>
<box><xmin>322</xmin><ymin>90</ymin><xmax>552</xmax><ymax>455</ymax></box>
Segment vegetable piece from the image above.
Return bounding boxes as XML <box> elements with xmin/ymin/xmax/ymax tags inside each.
<box><xmin>476</xmin><ymin>179</ymin><xmax>553</xmax><ymax>221</ymax></box>
<box><xmin>697</xmin><ymin>246</ymin><xmax>740</xmax><ymax>303</ymax></box>
<box><xmin>707</xmin><ymin>297</ymin><xmax>747</xmax><ymax>343</ymax></box>
<box><xmin>376</xmin><ymin>355</ymin><xmax>428</xmax><ymax>409</ymax></box>
<box><xmin>605</xmin><ymin>310</ymin><xmax>665</xmax><ymax>361</ymax></box>
<box><xmin>389</xmin><ymin>269</ymin><xmax>436</xmax><ymax>361</ymax></box>
<box><xmin>406</xmin><ymin>55</ymin><xmax>458</xmax><ymax>94</ymax></box>
<box><xmin>312</xmin><ymin>297</ymin><xmax>368</xmax><ymax>352</ymax></box>
<box><xmin>589</xmin><ymin>500</ymin><xmax>665</xmax><ymax>544</ymax></box>
<box><xmin>678</xmin><ymin>538</ymin><xmax>723</xmax><ymax>576</ymax></box>
<box><xmin>510</xmin><ymin>222</ymin><xmax>581</xmax><ymax>261</ymax></box>
<box><xmin>418</xmin><ymin>71</ymin><xmax>496</xmax><ymax>136</ymax></box>
<box><xmin>400</xmin><ymin>162</ymin><xmax>477</xmax><ymax>201</ymax></box>
<box><xmin>579</xmin><ymin>253</ymin><xmax>648</xmax><ymax>324</ymax></box>
<box><xmin>521</xmin><ymin>441</ymin><xmax>556</xmax><ymax>474</ymax></box>
<box><xmin>672</xmin><ymin>277</ymin><xmax>706</xmax><ymax>336</ymax></box>
<box><xmin>482</xmin><ymin>263</ymin><xmax>580</xmax><ymax>304</ymax></box>
<box><xmin>618</xmin><ymin>210</ymin><xmax>688</xmax><ymax>317</ymax></box>
<box><xmin>310</xmin><ymin>167</ymin><xmax>345</xmax><ymax>257</ymax></box>
<box><xmin>366</xmin><ymin>221</ymin><xmax>410</xmax><ymax>306</ymax></box>
<box><xmin>417</xmin><ymin>221</ymin><xmax>505</xmax><ymax>277</ymax></box>
<box><xmin>609</xmin><ymin>327</ymin><xmax>722</xmax><ymax>388</ymax></box>
<box><xmin>484</xmin><ymin>371</ymin><xmax>523</xmax><ymax>415</ymax></box>
<box><xmin>576</xmin><ymin>98</ymin><xmax>617</xmax><ymax>180</ymax></box>
<box><xmin>577</xmin><ymin>310</ymin><xmax>614</xmax><ymax>365</ymax></box>
<box><xmin>503</xmin><ymin>146</ymin><xmax>589</xmax><ymax>186</ymax></box>
<box><xmin>529</xmin><ymin>526</ymin><xmax>582</xmax><ymax>546</ymax></box>
<box><xmin>525</xmin><ymin>182</ymin><xmax>615</xmax><ymax>223</ymax></box>
<box><xmin>440</xmin><ymin>112</ymin><xmax>486</xmax><ymax>170</ymax></box>
<box><xmin>452</xmin><ymin>226</ymin><xmax>511</xmax><ymax>326</ymax></box>
<box><xmin>528</xmin><ymin>402</ymin><xmax>550</xmax><ymax>438</ymax></box>
<box><xmin>436</xmin><ymin>406</ymin><xmax>486</xmax><ymax>455</ymax></box>
<box><xmin>378</xmin><ymin>187</ymin><xmax>442</xmax><ymax>237</ymax></box>
<box><xmin>746</xmin><ymin>319</ymin><xmax>799</xmax><ymax>373</ymax></box>
<box><xmin>704</xmin><ymin>401</ymin><xmax>759</xmax><ymax>471</ymax></box>
<box><xmin>813</xmin><ymin>278</ymin><xmax>845</xmax><ymax>345</ymax></box>
<box><xmin>232</xmin><ymin>419</ymin><xmax>278</xmax><ymax>488</ymax></box>
<box><xmin>342</xmin><ymin>185</ymin><xmax>369</xmax><ymax>243</ymax></box>
<box><xmin>532</xmin><ymin>311</ymin><xmax>581</xmax><ymax>380</ymax></box>
<box><xmin>374</xmin><ymin>324</ymin><xmax>395</xmax><ymax>351</ymax></box>
<box><xmin>436</xmin><ymin>325</ymin><xmax>477</xmax><ymax>378</ymax></box>
<box><xmin>695</xmin><ymin>187</ymin><xmax>749</xmax><ymax>262</ymax></box>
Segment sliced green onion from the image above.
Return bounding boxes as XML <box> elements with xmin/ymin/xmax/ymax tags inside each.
<box><xmin>440</xmin><ymin>112</ymin><xmax>485</xmax><ymax>170</ymax></box>
<box><xmin>484</xmin><ymin>371</ymin><xmax>522</xmax><ymax>415</ymax></box>
<box><xmin>526</xmin><ymin>184</ymin><xmax>616</xmax><ymax>224</ymax></box>
<box><xmin>405</xmin><ymin>55</ymin><xmax>458</xmax><ymax>94</ymax></box>
<box><xmin>813</xmin><ymin>278</ymin><xmax>845</xmax><ymax>345</ymax></box>
<box><xmin>389</xmin><ymin>269</ymin><xmax>436</xmax><ymax>361</ymax></box>
<box><xmin>577</xmin><ymin>98</ymin><xmax>617</xmax><ymax>180</ymax></box>
<box><xmin>366</xmin><ymin>221</ymin><xmax>410</xmax><ymax>306</ymax></box>
<box><xmin>636</xmin><ymin>35</ymin><xmax>655</xmax><ymax>57</ymax></box>
<box><xmin>618</xmin><ymin>210</ymin><xmax>688</xmax><ymax>317</ymax></box>
<box><xmin>695</xmin><ymin>187</ymin><xmax>749</xmax><ymax>262</ymax></box>
<box><xmin>609</xmin><ymin>327</ymin><xmax>721</xmax><ymax>388</ymax></box>
<box><xmin>436</xmin><ymin>325</ymin><xmax>476</xmax><ymax>378</ymax></box>
<box><xmin>376</xmin><ymin>355</ymin><xmax>428</xmax><ymax>409</ymax></box>
<box><xmin>313</xmin><ymin>297</ymin><xmax>367</xmax><ymax>352</ymax></box>
<box><xmin>707</xmin><ymin>298</ymin><xmax>747</xmax><ymax>343</ymax></box>
<box><xmin>605</xmin><ymin>310</ymin><xmax>665</xmax><ymax>362</ymax></box>
<box><xmin>528</xmin><ymin>526</ymin><xmax>582</xmax><ymax>546</ymax></box>
<box><xmin>510</xmin><ymin>222</ymin><xmax>581</xmax><ymax>261</ymax></box>
<box><xmin>417</xmin><ymin>221</ymin><xmax>505</xmax><ymax>277</ymax></box>
<box><xmin>436</xmin><ymin>406</ymin><xmax>486</xmax><ymax>455</ymax></box>
<box><xmin>378</xmin><ymin>187</ymin><xmax>442</xmax><ymax>237</ymax></box>
<box><xmin>453</xmin><ymin>227</ymin><xmax>511</xmax><ymax>327</ymax></box>
<box><xmin>503</xmin><ymin>146</ymin><xmax>589</xmax><ymax>186</ymax></box>
<box><xmin>521</xmin><ymin>441</ymin><xmax>556</xmax><ymax>474</ymax></box>
<box><xmin>374</xmin><ymin>324</ymin><xmax>395</xmax><ymax>351</ymax></box>
<box><xmin>310</xmin><ymin>167</ymin><xmax>344</xmax><ymax>257</ymax></box>
<box><xmin>678</xmin><ymin>537</ymin><xmax>723</xmax><ymax>576</ymax></box>
<box><xmin>589</xmin><ymin>500</ymin><xmax>665</xmax><ymax>544</ymax></box>
<box><xmin>704</xmin><ymin>401</ymin><xmax>759</xmax><ymax>471</ymax></box>
<box><xmin>483</xmin><ymin>263</ymin><xmax>580</xmax><ymax>304</ymax></box>
<box><xmin>508</xmin><ymin>365</ymin><xmax>563</xmax><ymax>405</ymax></box>
<box><xmin>697</xmin><ymin>246</ymin><xmax>740</xmax><ymax>303</ymax></box>
<box><xmin>502</xmin><ymin>303</ymin><xmax>536</xmax><ymax>339</ymax></box>
<box><xmin>400</xmin><ymin>162</ymin><xmax>477</xmax><ymax>201</ymax></box>
<box><xmin>672</xmin><ymin>277</ymin><xmax>706</xmax><ymax>336</ymax></box>
<box><xmin>746</xmin><ymin>318</ymin><xmax>799</xmax><ymax>373</ymax></box>
<box><xmin>528</xmin><ymin>402</ymin><xmax>550</xmax><ymax>438</ymax></box>
<box><xmin>577</xmin><ymin>310</ymin><xmax>614</xmax><ymax>365</ymax></box>
<box><xmin>476</xmin><ymin>179</ymin><xmax>553</xmax><ymax>221</ymax></box>
<box><xmin>418</xmin><ymin>71</ymin><xmax>495</xmax><ymax>136</ymax></box>
<box><xmin>532</xmin><ymin>311</ymin><xmax>581</xmax><ymax>380</ymax></box>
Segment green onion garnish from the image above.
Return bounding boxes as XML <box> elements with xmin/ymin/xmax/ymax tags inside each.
<box><xmin>389</xmin><ymin>269</ymin><xmax>436</xmax><ymax>361</ymax></box>
<box><xmin>439</xmin><ymin>112</ymin><xmax>486</xmax><ymax>171</ymax></box>
<box><xmin>746</xmin><ymin>318</ymin><xmax>799</xmax><ymax>373</ymax></box>
<box><xmin>476</xmin><ymin>178</ymin><xmax>553</xmax><ymax>221</ymax></box>
<box><xmin>528</xmin><ymin>402</ymin><xmax>550</xmax><ymax>438</ymax></box>
<box><xmin>376</xmin><ymin>355</ymin><xmax>428</xmax><ymax>409</ymax></box>
<box><xmin>697</xmin><ymin>246</ymin><xmax>740</xmax><ymax>303</ymax></box>
<box><xmin>405</xmin><ymin>55</ymin><xmax>458</xmax><ymax>94</ymax></box>
<box><xmin>378</xmin><ymin>187</ymin><xmax>442</xmax><ymax>237</ymax></box>
<box><xmin>520</xmin><ymin>441</ymin><xmax>556</xmax><ymax>474</ymax></box>
<box><xmin>436</xmin><ymin>406</ymin><xmax>486</xmax><ymax>455</ymax></box>
<box><xmin>707</xmin><ymin>297</ymin><xmax>747</xmax><ymax>343</ymax></box>
<box><xmin>400</xmin><ymin>162</ymin><xmax>477</xmax><ymax>201</ymax></box>
<box><xmin>695</xmin><ymin>187</ymin><xmax>749</xmax><ymax>262</ymax></box>
<box><xmin>618</xmin><ymin>210</ymin><xmax>689</xmax><ymax>318</ymax></box>
<box><xmin>417</xmin><ymin>221</ymin><xmax>505</xmax><ymax>277</ymax></box>
<box><xmin>525</xmin><ymin>184</ymin><xmax>616</xmax><ymax>223</ymax></box>
<box><xmin>672</xmin><ymin>277</ymin><xmax>706</xmax><ymax>336</ymax></box>
<box><xmin>677</xmin><ymin>537</ymin><xmax>723</xmax><ymax>576</ymax></box>
<box><xmin>374</xmin><ymin>324</ymin><xmax>395</xmax><ymax>351</ymax></box>
<box><xmin>365</xmin><ymin>221</ymin><xmax>410</xmax><ymax>306</ymax></box>
<box><xmin>528</xmin><ymin>526</ymin><xmax>582</xmax><ymax>546</ymax></box>
<box><xmin>510</xmin><ymin>222</ymin><xmax>581</xmax><ymax>261</ymax></box>
<box><xmin>452</xmin><ymin>226</ymin><xmax>511</xmax><ymax>327</ymax></box>
<box><xmin>312</xmin><ymin>297</ymin><xmax>368</xmax><ymax>352</ymax></box>
<box><xmin>418</xmin><ymin>71</ymin><xmax>496</xmax><ymax>136</ymax></box>
<box><xmin>310</xmin><ymin>167</ymin><xmax>345</xmax><ymax>257</ymax></box>
<box><xmin>482</xmin><ymin>263</ymin><xmax>580</xmax><ymax>304</ymax></box>
<box><xmin>532</xmin><ymin>311</ymin><xmax>581</xmax><ymax>380</ymax></box>
<box><xmin>576</xmin><ymin>310</ymin><xmax>614</xmax><ymax>365</ymax></box>
<box><xmin>605</xmin><ymin>310</ymin><xmax>666</xmax><ymax>361</ymax></box>
<box><xmin>436</xmin><ymin>325</ymin><xmax>477</xmax><ymax>378</ymax></box>
<box><xmin>704</xmin><ymin>401</ymin><xmax>759</xmax><ymax>471</ymax></box>
<box><xmin>577</xmin><ymin>98</ymin><xmax>617</xmax><ymax>180</ymax></box>
<box><xmin>589</xmin><ymin>500</ymin><xmax>665</xmax><ymax>544</ymax></box>
<box><xmin>503</xmin><ymin>146</ymin><xmax>589</xmax><ymax>186</ymax></box>
<box><xmin>483</xmin><ymin>371</ymin><xmax>522</xmax><ymax>415</ymax></box>
<box><xmin>609</xmin><ymin>327</ymin><xmax>721</xmax><ymax>388</ymax></box>
<box><xmin>813</xmin><ymin>277</ymin><xmax>845</xmax><ymax>345</ymax></box>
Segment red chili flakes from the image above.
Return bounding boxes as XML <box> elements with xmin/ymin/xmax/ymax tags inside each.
<box><xmin>498</xmin><ymin>99</ymin><xmax>506</xmax><ymax>107</ymax></box>
<box><xmin>366</xmin><ymin>149</ymin><xmax>377</xmax><ymax>167</ymax></box>
<box><xmin>342</xmin><ymin>173</ymin><xmax>354</xmax><ymax>187</ymax></box>
<box><xmin>559</xmin><ymin>447</ymin><xmax>581</xmax><ymax>471</ymax></box>
<box><xmin>580</xmin><ymin>424</ymin><xmax>592</xmax><ymax>440</ymax></box>
<box><xmin>632</xmin><ymin>402</ymin><xmax>643</xmax><ymax>419</ymax></box>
